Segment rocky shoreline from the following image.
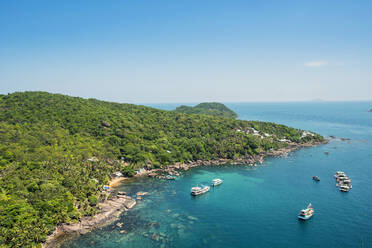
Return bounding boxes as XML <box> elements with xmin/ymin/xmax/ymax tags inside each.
<box><xmin>43</xmin><ymin>140</ymin><xmax>327</xmax><ymax>247</ymax></box>
<box><xmin>43</xmin><ymin>194</ymin><xmax>136</xmax><ymax>248</ymax></box>
<box><xmin>146</xmin><ymin>140</ymin><xmax>328</xmax><ymax>178</ymax></box>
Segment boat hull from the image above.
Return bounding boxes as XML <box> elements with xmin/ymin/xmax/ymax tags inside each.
<box><xmin>298</xmin><ymin>214</ymin><xmax>313</xmax><ymax>220</ymax></box>
<box><xmin>191</xmin><ymin>186</ymin><xmax>210</xmax><ymax>196</ymax></box>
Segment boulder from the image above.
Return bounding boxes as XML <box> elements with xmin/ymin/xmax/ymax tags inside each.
<box><xmin>122</xmin><ymin>198</ymin><xmax>136</xmax><ymax>209</ymax></box>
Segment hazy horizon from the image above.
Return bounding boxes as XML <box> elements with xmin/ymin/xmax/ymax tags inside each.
<box><xmin>1</xmin><ymin>1</ymin><xmax>372</xmax><ymax>103</ymax></box>
<box><xmin>2</xmin><ymin>90</ymin><xmax>372</xmax><ymax>105</ymax></box>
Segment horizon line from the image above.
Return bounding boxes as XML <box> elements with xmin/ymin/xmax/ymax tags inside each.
<box><xmin>2</xmin><ymin>91</ymin><xmax>372</xmax><ymax>105</ymax></box>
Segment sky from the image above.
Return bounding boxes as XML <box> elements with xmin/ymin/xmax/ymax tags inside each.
<box><xmin>0</xmin><ymin>0</ymin><xmax>371</xmax><ymax>103</ymax></box>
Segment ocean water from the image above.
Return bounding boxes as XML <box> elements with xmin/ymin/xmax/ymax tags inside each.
<box><xmin>62</xmin><ymin>102</ymin><xmax>372</xmax><ymax>248</ymax></box>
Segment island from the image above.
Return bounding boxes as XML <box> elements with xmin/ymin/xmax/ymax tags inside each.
<box><xmin>174</xmin><ymin>102</ymin><xmax>238</xmax><ymax>118</ymax></box>
<box><xmin>368</xmin><ymin>109</ymin><xmax>372</xmax><ymax>112</ymax></box>
<box><xmin>0</xmin><ymin>92</ymin><xmax>326</xmax><ymax>248</ymax></box>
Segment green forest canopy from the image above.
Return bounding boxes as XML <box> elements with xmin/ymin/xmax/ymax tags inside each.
<box><xmin>0</xmin><ymin>92</ymin><xmax>324</xmax><ymax>247</ymax></box>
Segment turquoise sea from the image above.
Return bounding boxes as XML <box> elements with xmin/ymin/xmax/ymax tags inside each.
<box><xmin>62</xmin><ymin>102</ymin><xmax>372</xmax><ymax>248</ymax></box>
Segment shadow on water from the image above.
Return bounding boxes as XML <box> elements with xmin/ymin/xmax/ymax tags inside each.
<box><xmin>297</xmin><ymin>218</ymin><xmax>312</xmax><ymax>232</ymax></box>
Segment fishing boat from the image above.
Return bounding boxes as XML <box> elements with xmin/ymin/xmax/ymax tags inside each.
<box><xmin>190</xmin><ymin>185</ymin><xmax>210</xmax><ymax>196</ymax></box>
<box><xmin>298</xmin><ymin>203</ymin><xmax>314</xmax><ymax>220</ymax></box>
<box><xmin>211</xmin><ymin>178</ymin><xmax>223</xmax><ymax>186</ymax></box>
<box><xmin>338</xmin><ymin>182</ymin><xmax>352</xmax><ymax>189</ymax></box>
<box><xmin>334</xmin><ymin>171</ymin><xmax>345</xmax><ymax>178</ymax></box>
<box><xmin>312</xmin><ymin>176</ymin><xmax>320</xmax><ymax>181</ymax></box>
<box><xmin>342</xmin><ymin>178</ymin><xmax>351</xmax><ymax>184</ymax></box>
<box><xmin>336</xmin><ymin>175</ymin><xmax>348</xmax><ymax>181</ymax></box>
<box><xmin>341</xmin><ymin>179</ymin><xmax>352</xmax><ymax>189</ymax></box>
<box><xmin>339</xmin><ymin>185</ymin><xmax>350</xmax><ymax>192</ymax></box>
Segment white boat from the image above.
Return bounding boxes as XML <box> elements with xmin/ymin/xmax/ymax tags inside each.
<box><xmin>342</xmin><ymin>179</ymin><xmax>351</xmax><ymax>184</ymax></box>
<box><xmin>336</xmin><ymin>176</ymin><xmax>348</xmax><ymax>182</ymax></box>
<box><xmin>334</xmin><ymin>171</ymin><xmax>345</xmax><ymax>178</ymax></box>
<box><xmin>339</xmin><ymin>185</ymin><xmax>350</xmax><ymax>192</ymax></box>
<box><xmin>334</xmin><ymin>171</ymin><xmax>352</xmax><ymax>191</ymax></box>
<box><xmin>339</xmin><ymin>183</ymin><xmax>352</xmax><ymax>189</ymax></box>
<box><xmin>335</xmin><ymin>174</ymin><xmax>347</xmax><ymax>179</ymax></box>
<box><xmin>191</xmin><ymin>185</ymin><xmax>210</xmax><ymax>196</ymax></box>
<box><xmin>211</xmin><ymin>178</ymin><xmax>223</xmax><ymax>187</ymax></box>
<box><xmin>298</xmin><ymin>203</ymin><xmax>314</xmax><ymax>220</ymax></box>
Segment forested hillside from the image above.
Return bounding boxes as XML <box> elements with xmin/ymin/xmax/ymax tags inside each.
<box><xmin>174</xmin><ymin>102</ymin><xmax>238</xmax><ymax>118</ymax></box>
<box><xmin>0</xmin><ymin>92</ymin><xmax>324</xmax><ymax>247</ymax></box>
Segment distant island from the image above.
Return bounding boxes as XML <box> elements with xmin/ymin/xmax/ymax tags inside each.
<box><xmin>368</xmin><ymin>109</ymin><xmax>372</xmax><ymax>112</ymax></box>
<box><xmin>174</xmin><ymin>102</ymin><xmax>238</xmax><ymax>118</ymax></box>
<box><xmin>0</xmin><ymin>92</ymin><xmax>325</xmax><ymax>248</ymax></box>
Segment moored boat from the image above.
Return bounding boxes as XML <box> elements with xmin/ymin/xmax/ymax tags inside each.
<box><xmin>334</xmin><ymin>171</ymin><xmax>352</xmax><ymax>191</ymax></box>
<box><xmin>339</xmin><ymin>185</ymin><xmax>350</xmax><ymax>192</ymax></box>
<box><xmin>334</xmin><ymin>171</ymin><xmax>345</xmax><ymax>178</ymax></box>
<box><xmin>312</xmin><ymin>176</ymin><xmax>320</xmax><ymax>181</ymax></box>
<box><xmin>191</xmin><ymin>185</ymin><xmax>210</xmax><ymax>196</ymax></box>
<box><xmin>336</xmin><ymin>175</ymin><xmax>348</xmax><ymax>181</ymax></box>
<box><xmin>211</xmin><ymin>178</ymin><xmax>223</xmax><ymax>186</ymax></box>
<box><xmin>298</xmin><ymin>203</ymin><xmax>314</xmax><ymax>220</ymax></box>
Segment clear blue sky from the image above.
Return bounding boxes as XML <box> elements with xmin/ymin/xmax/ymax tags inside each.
<box><xmin>1</xmin><ymin>0</ymin><xmax>371</xmax><ymax>103</ymax></box>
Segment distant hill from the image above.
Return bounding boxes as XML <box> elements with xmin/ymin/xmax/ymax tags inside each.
<box><xmin>174</xmin><ymin>102</ymin><xmax>238</xmax><ymax>118</ymax></box>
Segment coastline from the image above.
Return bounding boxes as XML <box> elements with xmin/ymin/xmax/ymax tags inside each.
<box><xmin>43</xmin><ymin>139</ymin><xmax>327</xmax><ymax>247</ymax></box>
<box><xmin>146</xmin><ymin>140</ymin><xmax>328</xmax><ymax>178</ymax></box>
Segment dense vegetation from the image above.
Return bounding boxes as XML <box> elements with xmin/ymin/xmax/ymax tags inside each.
<box><xmin>0</xmin><ymin>92</ymin><xmax>324</xmax><ymax>247</ymax></box>
<box><xmin>174</xmin><ymin>102</ymin><xmax>238</xmax><ymax>118</ymax></box>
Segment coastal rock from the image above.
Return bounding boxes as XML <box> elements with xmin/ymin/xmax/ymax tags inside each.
<box><xmin>152</xmin><ymin>233</ymin><xmax>160</xmax><ymax>241</ymax></box>
<box><xmin>329</xmin><ymin>135</ymin><xmax>351</xmax><ymax>142</ymax></box>
<box><xmin>187</xmin><ymin>216</ymin><xmax>198</xmax><ymax>221</ymax></box>
<box><xmin>148</xmin><ymin>172</ymin><xmax>158</xmax><ymax>177</ymax></box>
<box><xmin>122</xmin><ymin>197</ymin><xmax>136</xmax><ymax>209</ymax></box>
